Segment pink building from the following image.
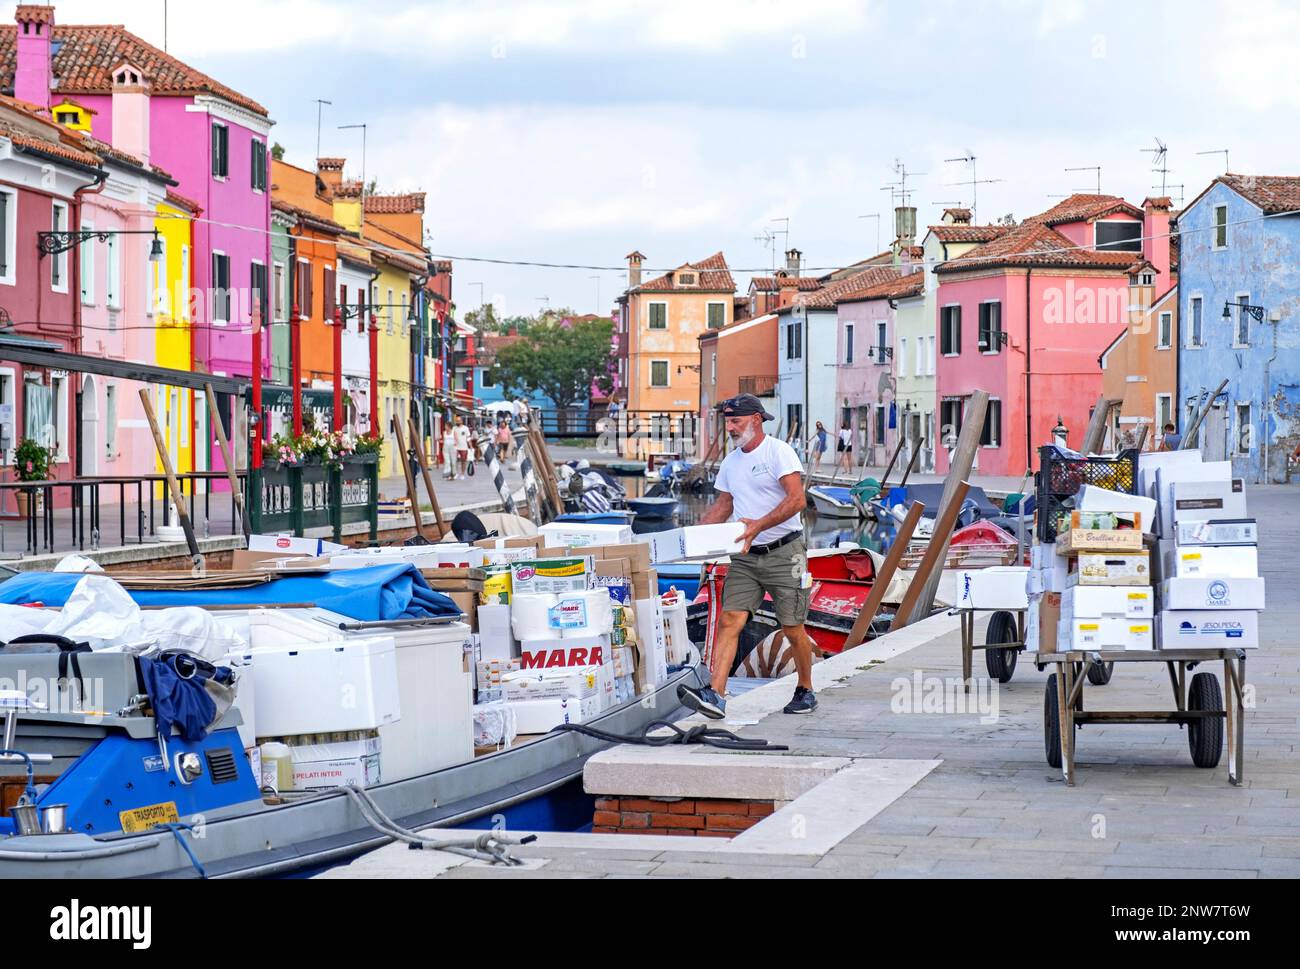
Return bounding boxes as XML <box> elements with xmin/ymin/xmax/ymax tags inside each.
<box><xmin>932</xmin><ymin>195</ymin><xmax>1158</xmax><ymax>476</ymax></box>
<box><xmin>2</xmin><ymin>5</ymin><xmax>274</xmax><ymax>470</ymax></box>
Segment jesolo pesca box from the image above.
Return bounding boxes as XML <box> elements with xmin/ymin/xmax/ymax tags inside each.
<box><xmin>1067</xmin><ymin>552</ymin><xmax>1152</xmax><ymax>587</ymax></box>
<box><xmin>1161</xmin><ymin>576</ymin><xmax>1266</xmax><ymax>611</ymax></box>
<box><xmin>1162</xmin><ymin>545</ymin><xmax>1259</xmax><ymax>580</ymax></box>
<box><xmin>1157</xmin><ymin>611</ymin><xmax>1259</xmax><ymax>650</ymax></box>
<box><xmin>1175</xmin><ymin>519</ymin><xmax>1258</xmax><ymax>547</ymax></box>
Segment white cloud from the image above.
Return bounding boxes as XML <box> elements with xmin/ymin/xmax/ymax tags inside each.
<box><xmin>1210</xmin><ymin>0</ymin><xmax>1300</xmax><ymax>111</ymax></box>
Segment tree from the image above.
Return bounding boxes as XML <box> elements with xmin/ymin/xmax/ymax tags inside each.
<box><xmin>463</xmin><ymin>303</ymin><xmax>502</xmax><ymax>334</ymax></box>
<box><xmin>492</xmin><ymin>317</ymin><xmax>614</xmax><ymax>410</ymax></box>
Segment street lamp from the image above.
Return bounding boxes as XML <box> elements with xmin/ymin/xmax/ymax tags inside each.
<box><xmin>38</xmin><ymin>228</ymin><xmax>165</xmax><ymax>261</ymax></box>
<box><xmin>1223</xmin><ymin>300</ymin><xmax>1265</xmax><ymax>323</ymax></box>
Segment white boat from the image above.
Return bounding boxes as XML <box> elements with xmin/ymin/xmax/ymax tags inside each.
<box><xmin>807</xmin><ymin>485</ymin><xmax>864</xmax><ymax>519</ymax></box>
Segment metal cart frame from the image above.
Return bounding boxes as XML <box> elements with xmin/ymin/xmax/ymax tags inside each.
<box><xmin>1038</xmin><ymin>648</ymin><xmax>1247</xmax><ymax>787</ymax></box>
<box><xmin>957</xmin><ymin>608</ymin><xmax>1026</xmax><ymax>691</ymax></box>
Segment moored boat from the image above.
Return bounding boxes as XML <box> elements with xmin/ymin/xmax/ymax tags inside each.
<box><xmin>806</xmin><ymin>485</ymin><xmax>864</xmax><ymax>519</ymax></box>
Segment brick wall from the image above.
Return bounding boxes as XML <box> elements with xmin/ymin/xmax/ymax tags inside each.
<box><xmin>592</xmin><ymin>796</ymin><xmax>774</xmax><ymax>838</ymax></box>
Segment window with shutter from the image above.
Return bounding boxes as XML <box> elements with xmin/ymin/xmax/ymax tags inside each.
<box><xmin>324</xmin><ymin>267</ymin><xmax>335</xmax><ymax>321</ymax></box>
<box><xmin>0</xmin><ymin>192</ymin><xmax>10</xmax><ymax>279</ymax></box>
<box><xmin>211</xmin><ymin>124</ymin><xmax>229</xmax><ymax>178</ymax></box>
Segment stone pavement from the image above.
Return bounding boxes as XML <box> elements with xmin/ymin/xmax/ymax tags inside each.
<box><xmin>328</xmin><ymin>484</ymin><xmax>1299</xmax><ymax>879</ymax></box>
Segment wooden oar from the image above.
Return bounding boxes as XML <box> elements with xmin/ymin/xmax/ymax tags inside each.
<box><xmin>138</xmin><ymin>388</ymin><xmax>203</xmax><ymax>572</ymax></box>
<box><xmin>204</xmin><ymin>382</ymin><xmax>251</xmax><ymax>540</ymax></box>
<box><xmin>842</xmin><ymin>501</ymin><xmax>924</xmax><ymax>649</ymax></box>
<box><xmin>390</xmin><ymin>417</ymin><xmax>428</xmax><ymax>542</ymax></box>
<box><xmin>408</xmin><ymin>417</ymin><xmax>447</xmax><ymax>537</ymax></box>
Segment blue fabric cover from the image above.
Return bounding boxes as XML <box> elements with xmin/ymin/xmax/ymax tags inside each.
<box><xmin>0</xmin><ymin>564</ymin><xmax>458</xmax><ymax>623</ymax></box>
<box><xmin>138</xmin><ymin>655</ymin><xmax>219</xmax><ymax>743</ymax></box>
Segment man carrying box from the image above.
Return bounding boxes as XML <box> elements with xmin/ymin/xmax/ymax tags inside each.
<box><xmin>677</xmin><ymin>394</ymin><xmax>818</xmax><ymax>719</ymax></box>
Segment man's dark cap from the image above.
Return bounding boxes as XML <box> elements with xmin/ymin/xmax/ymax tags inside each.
<box><xmin>720</xmin><ymin>394</ymin><xmax>775</xmax><ymax>421</ymax></box>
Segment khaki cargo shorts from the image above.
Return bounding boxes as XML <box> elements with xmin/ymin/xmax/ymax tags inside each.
<box><xmin>722</xmin><ymin>536</ymin><xmax>810</xmax><ymax>628</ymax></box>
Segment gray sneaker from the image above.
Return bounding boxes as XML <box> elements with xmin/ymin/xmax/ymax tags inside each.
<box><xmin>677</xmin><ymin>684</ymin><xmax>727</xmax><ymax>720</ymax></box>
<box><xmin>783</xmin><ymin>687</ymin><xmax>818</xmax><ymax>715</ymax></box>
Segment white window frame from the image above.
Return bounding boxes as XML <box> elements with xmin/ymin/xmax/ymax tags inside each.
<box><xmin>180</xmin><ymin>245</ymin><xmax>191</xmax><ymax>321</ymax></box>
<box><xmin>80</xmin><ymin>219</ymin><xmax>95</xmax><ymax>305</ymax></box>
<box><xmin>710</xmin><ymin>351</ymin><xmax>716</xmax><ymax>384</ymax></box>
<box><xmin>1187</xmin><ymin>295</ymin><xmax>1203</xmax><ymax>349</ymax></box>
<box><xmin>941</xmin><ymin>304</ymin><xmax>961</xmax><ymax>357</ymax></box>
<box><xmin>897</xmin><ymin>336</ymin><xmax>906</xmax><ymax>376</ymax></box>
<box><xmin>0</xmin><ymin>188</ymin><xmax>16</xmax><ymax>289</ymax></box>
<box><xmin>1213</xmin><ymin>205</ymin><xmax>1228</xmax><ymax>250</ymax></box>
<box><xmin>978</xmin><ymin>300</ymin><xmax>1003</xmax><ymax>355</ymax></box>
<box><xmin>649</xmin><ymin>359</ymin><xmax>670</xmax><ymax>388</ymax></box>
<box><xmin>1155</xmin><ymin>393</ymin><xmax>1172</xmax><ymax>435</ymax></box>
<box><xmin>0</xmin><ymin>366</ymin><xmax>15</xmax><ymax>463</ymax></box>
<box><xmin>706</xmin><ymin>300</ymin><xmax>726</xmax><ymax>330</ymax></box>
<box><xmin>1235</xmin><ymin>401</ymin><xmax>1251</xmax><ymax>455</ymax></box>
<box><xmin>1232</xmin><ymin>291</ymin><xmax>1251</xmax><ymax>348</ymax></box>
<box><xmin>845</xmin><ymin>323</ymin><xmax>855</xmax><ymax>365</ymax></box>
<box><xmin>647</xmin><ymin>301</ymin><xmax>668</xmax><ymax>330</ymax></box>
<box><xmin>50</xmin><ymin>201</ymin><xmax>68</xmax><ymax>294</ymax></box>
<box><xmin>927</xmin><ymin>335</ymin><xmax>935</xmax><ymax>376</ymax></box>
<box><xmin>106</xmin><ymin>232</ymin><xmax>121</xmax><ymax>309</ymax></box>
<box><xmin>212</xmin><ymin>122</ymin><xmax>229</xmax><ymax>181</ymax></box>
<box><xmin>250</xmin><ymin>257</ymin><xmax>266</xmax><ymax>329</ymax></box>
<box><xmin>105</xmin><ymin>383</ymin><xmax>118</xmax><ymax>459</ymax></box>
<box><xmin>981</xmin><ymin>396</ymin><xmax>1002</xmax><ymax>449</ymax></box>
<box><xmin>212</xmin><ymin>249</ymin><xmax>230</xmax><ymax>325</ymax></box>
<box><xmin>1157</xmin><ymin>311</ymin><xmax>1172</xmax><ymax>350</ymax></box>
<box><xmin>273</xmin><ymin>260</ymin><xmax>287</xmax><ymax>323</ymax></box>
<box><xmin>51</xmin><ymin>373</ymin><xmax>69</xmax><ymax>463</ymax></box>
<box><xmin>148</xmin><ymin>232</ymin><xmax>164</xmax><ymax>316</ymax></box>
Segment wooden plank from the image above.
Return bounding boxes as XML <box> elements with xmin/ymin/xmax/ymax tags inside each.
<box><xmin>895</xmin><ymin>437</ymin><xmax>925</xmax><ymax>491</ymax></box>
<box><xmin>842</xmin><ymin>501</ymin><xmax>925</xmax><ymax>649</ymax></box>
<box><xmin>137</xmin><ymin>388</ymin><xmax>203</xmax><ymax>566</ymax></box>
<box><xmin>390</xmin><ymin>417</ymin><xmax>428</xmax><ymax>541</ymax></box>
<box><xmin>529</xmin><ymin>426</ymin><xmax>565</xmax><ymax>519</ymax></box>
<box><xmin>1134</xmin><ymin>423</ymin><xmax>1150</xmax><ymax>452</ymax></box>
<box><xmin>1081</xmin><ymin>396</ymin><xmax>1118</xmax><ymax>455</ymax></box>
<box><xmin>905</xmin><ymin>388</ymin><xmax>988</xmax><ymax>625</ymax></box>
<box><xmin>877</xmin><ymin>435</ymin><xmax>907</xmax><ymax>491</ymax></box>
<box><xmin>894</xmin><ymin>480</ymin><xmax>970</xmax><ymax>631</ymax></box>
<box><xmin>408</xmin><ymin>417</ymin><xmax>447</xmax><ymax>536</ymax></box>
<box><xmin>204</xmin><ymin>383</ymin><xmax>251</xmax><ymax>540</ymax></box>
<box><xmin>1181</xmin><ymin>378</ymin><xmax>1230</xmax><ymax>451</ymax></box>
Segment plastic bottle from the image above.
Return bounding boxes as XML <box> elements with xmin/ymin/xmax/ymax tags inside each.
<box><xmin>259</xmin><ymin>742</ymin><xmax>295</xmax><ymax>794</ymax></box>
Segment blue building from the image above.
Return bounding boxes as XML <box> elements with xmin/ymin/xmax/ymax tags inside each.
<box><xmin>1177</xmin><ymin>174</ymin><xmax>1300</xmax><ymax>483</ymax></box>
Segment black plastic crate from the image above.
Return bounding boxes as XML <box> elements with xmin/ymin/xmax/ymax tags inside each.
<box><xmin>1035</xmin><ymin>446</ymin><xmax>1140</xmax><ymax>543</ymax></box>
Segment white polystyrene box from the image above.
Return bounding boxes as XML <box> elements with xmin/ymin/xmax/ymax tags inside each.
<box><xmin>250</xmin><ymin>635</ymin><xmax>400</xmax><ymax>737</ymax></box>
<box><xmin>1162</xmin><ymin>545</ymin><xmax>1259</xmax><ymax>580</ymax></box>
<box><xmin>1161</xmin><ymin>577</ymin><xmax>1266</xmax><ymax>611</ymax></box>
<box><xmin>955</xmin><ymin>567</ymin><xmax>1030</xmax><ymax>610</ymax></box>
<box><xmin>1157</xmin><ymin>611</ymin><xmax>1259</xmax><ymax>649</ymax></box>
<box><xmin>1061</xmin><ymin>585</ymin><xmax>1155</xmax><ymax>620</ymax></box>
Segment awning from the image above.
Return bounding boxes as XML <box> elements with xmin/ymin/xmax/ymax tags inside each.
<box><xmin>0</xmin><ymin>334</ymin><xmax>248</xmax><ymax>396</ymax></box>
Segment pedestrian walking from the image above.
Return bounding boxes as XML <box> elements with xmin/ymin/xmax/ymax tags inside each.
<box><xmin>441</xmin><ymin>422</ymin><xmax>457</xmax><ymax>480</ymax></box>
<box><xmin>453</xmin><ymin>417</ymin><xmax>472</xmax><ymax>480</ymax></box>
<box><xmin>677</xmin><ymin>394</ymin><xmax>818</xmax><ymax>720</ymax></box>
<box><xmin>808</xmin><ymin>421</ymin><xmax>829</xmax><ymax>473</ymax></box>
<box><xmin>836</xmin><ymin>421</ymin><xmax>854</xmax><ymax>475</ymax></box>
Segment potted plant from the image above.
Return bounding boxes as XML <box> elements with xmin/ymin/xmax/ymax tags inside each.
<box><xmin>12</xmin><ymin>437</ymin><xmax>53</xmax><ymax>518</ymax></box>
<box><xmin>351</xmin><ymin>433</ymin><xmax>383</xmax><ymax>465</ymax></box>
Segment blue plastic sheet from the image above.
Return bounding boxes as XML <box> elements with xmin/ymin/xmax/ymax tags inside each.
<box><xmin>0</xmin><ymin>564</ymin><xmax>458</xmax><ymax>623</ymax></box>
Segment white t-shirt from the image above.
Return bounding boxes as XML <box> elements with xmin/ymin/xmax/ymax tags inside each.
<box><xmin>713</xmin><ymin>435</ymin><xmax>804</xmax><ymax>546</ymax></box>
<box><xmin>453</xmin><ymin>425</ymin><xmax>472</xmax><ymax>451</ymax></box>
<box><xmin>839</xmin><ymin>428</ymin><xmax>853</xmax><ymax>447</ymax></box>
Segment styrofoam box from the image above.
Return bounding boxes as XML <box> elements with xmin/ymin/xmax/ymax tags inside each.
<box><xmin>634</xmin><ymin>597</ymin><xmax>669</xmax><ymax>691</ymax></box>
<box><xmin>540</xmin><ymin>522</ymin><xmax>634</xmax><ymax>548</ymax></box>
<box><xmin>477</xmin><ymin>603</ymin><xmax>518</xmax><ymax>662</ymax></box>
<box><xmin>1137</xmin><ymin>450</ymin><xmax>1203</xmax><ymax>504</ymax></box>
<box><xmin>519</xmin><ymin>635</ymin><xmax>611</xmax><ymax>671</ymax></box>
<box><xmin>1161</xmin><ymin>577</ymin><xmax>1266</xmax><ymax>611</ymax></box>
<box><xmin>1176</xmin><ymin>519</ymin><xmax>1258</xmax><ymax>547</ymax></box>
<box><xmin>292</xmin><ymin>753</ymin><xmax>381</xmax><ymax>789</ymax></box>
<box><xmin>1157</xmin><ymin>611</ymin><xmax>1260</xmax><ymax>650</ymax></box>
<box><xmin>640</xmin><ymin>523</ymin><xmax>747</xmax><ymax>564</ymax></box>
<box><xmin>250</xmin><ymin>636</ymin><xmax>400</xmax><ymax>737</ymax></box>
<box><xmin>955</xmin><ymin>567</ymin><xmax>1030</xmax><ymax>610</ymax></box>
<box><xmin>1154</xmin><ymin>462</ymin><xmax>1232</xmax><ymax>535</ymax></box>
<box><xmin>288</xmin><ymin>736</ymin><xmax>381</xmax><ymax>763</ymax></box>
<box><xmin>511</xmin><ymin>695</ymin><xmax>601</xmax><ymax>734</ymax></box>
<box><xmin>1162</xmin><ymin>545</ymin><xmax>1259</xmax><ymax>580</ymax></box>
<box><xmin>1059</xmin><ymin>617</ymin><xmax>1154</xmax><ymax>651</ymax></box>
<box><xmin>1171</xmin><ymin>480</ymin><xmax>1248</xmax><ymax>528</ymax></box>
<box><xmin>1061</xmin><ymin>586</ymin><xmax>1154</xmax><ymax>620</ymax></box>
<box><xmin>1076</xmin><ymin>485</ymin><xmax>1159</xmax><ymax>535</ymax></box>
<box><xmin>502</xmin><ymin>666</ymin><xmax>599</xmax><ymax>701</ymax></box>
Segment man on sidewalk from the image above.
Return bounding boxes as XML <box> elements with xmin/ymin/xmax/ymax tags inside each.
<box><xmin>678</xmin><ymin>394</ymin><xmax>818</xmax><ymax>720</ymax></box>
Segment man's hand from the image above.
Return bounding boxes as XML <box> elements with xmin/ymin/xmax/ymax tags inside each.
<box><xmin>738</xmin><ymin>518</ymin><xmax>762</xmax><ymax>554</ymax></box>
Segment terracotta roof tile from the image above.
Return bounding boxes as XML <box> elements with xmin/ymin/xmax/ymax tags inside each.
<box><xmin>1217</xmin><ymin>173</ymin><xmax>1300</xmax><ymax>214</ymax></box>
<box><xmin>14</xmin><ymin>6</ymin><xmax>54</xmax><ymax>26</ymax></box>
<box><xmin>365</xmin><ymin>192</ymin><xmax>425</xmax><ymax>215</ymax></box>
<box><xmin>1025</xmin><ymin>193</ymin><xmax>1144</xmax><ymax>226</ymax></box>
<box><xmin>635</xmin><ymin>251</ymin><xmax>734</xmax><ymax>293</ymax></box>
<box><xmin>942</xmin><ymin>207</ymin><xmax>972</xmax><ymax>223</ymax></box>
<box><xmin>935</xmin><ymin>221</ymin><xmax>1137</xmax><ymax>274</ymax></box>
<box><xmin>272</xmin><ymin>198</ymin><xmax>346</xmax><ymax>234</ymax></box>
<box><xmin>928</xmin><ymin>223</ymin><xmax>1010</xmax><ymax>244</ymax></box>
<box><xmin>0</xmin><ymin>24</ymin><xmax>268</xmax><ymax>116</ymax></box>
<box><xmin>748</xmin><ymin>275</ymin><xmax>823</xmax><ymax>292</ymax></box>
<box><xmin>837</xmin><ymin>269</ymin><xmax>926</xmax><ymax>304</ymax></box>
<box><xmin>163</xmin><ymin>188</ymin><xmax>201</xmax><ymax>214</ymax></box>
<box><xmin>797</xmin><ymin>265</ymin><xmax>900</xmax><ymax>309</ymax></box>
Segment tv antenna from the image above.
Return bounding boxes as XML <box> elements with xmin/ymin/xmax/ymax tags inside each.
<box><xmin>1155</xmin><ymin>183</ymin><xmax>1186</xmax><ymax>207</ymax></box>
<box><xmin>1142</xmin><ymin>138</ymin><xmax>1170</xmax><ymax>196</ymax></box>
<box><xmin>753</xmin><ymin>229</ymin><xmax>777</xmax><ymax>272</ymax></box>
<box><xmin>1197</xmin><ymin>148</ymin><xmax>1230</xmax><ymax>173</ymax></box>
<box><xmin>771</xmin><ymin>217</ymin><xmax>791</xmax><ymax>258</ymax></box>
<box><xmin>944</xmin><ymin>152</ymin><xmax>1001</xmax><ymax>222</ymax></box>
<box><xmin>1065</xmin><ymin>166</ymin><xmax>1102</xmax><ymax>194</ymax></box>
<box><xmin>881</xmin><ymin>159</ymin><xmax>926</xmax><ymax>208</ymax></box>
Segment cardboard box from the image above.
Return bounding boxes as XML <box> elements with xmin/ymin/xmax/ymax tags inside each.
<box><xmin>1076</xmin><ymin>485</ymin><xmax>1159</xmax><ymax>535</ymax></box>
<box><xmin>519</xmin><ymin>635</ymin><xmax>611</xmax><ymax>671</ymax></box>
<box><xmin>1171</xmin><ymin>479</ymin><xmax>1248</xmax><ymax>528</ymax></box>
<box><xmin>249</xmin><ymin>534</ymin><xmax>346</xmax><ymax>557</ymax></box>
<box><xmin>592</xmin><ymin>560</ymin><xmax>633</xmax><ymax>604</ymax></box>
<box><xmin>1056</xmin><ymin>528</ymin><xmax>1144</xmax><ymax>556</ymax></box>
<box><xmin>1038</xmin><ymin>592</ymin><xmax>1062</xmax><ymax>654</ymax></box>
<box><xmin>1157</xmin><ymin>611</ymin><xmax>1259</xmax><ymax>650</ymax></box>
<box><xmin>1162</xmin><ymin>545</ymin><xmax>1259</xmax><ymax>580</ymax></box>
<box><xmin>1161</xmin><ymin>577</ymin><xmax>1266</xmax><ymax>611</ymax></box>
<box><xmin>955</xmin><ymin>567</ymin><xmax>1030</xmax><ymax>610</ymax></box>
<box><xmin>1155</xmin><ymin>461</ymin><xmax>1233</xmax><ymax>535</ymax></box>
<box><xmin>292</xmin><ymin>753</ymin><xmax>381</xmax><ymax>789</ymax></box>
<box><xmin>422</xmin><ymin>567</ymin><xmax>487</xmax><ymax>590</ymax></box>
<box><xmin>475</xmin><ymin>536</ymin><xmax>545</xmax><ymax>553</ymax></box>
<box><xmin>232</xmin><ymin>549</ymin><xmax>309</xmax><ymax>571</ymax></box>
<box><xmin>540</xmin><ymin>521</ymin><xmax>634</xmax><ymax>549</ymax></box>
<box><xmin>510</xmin><ymin>695</ymin><xmax>601</xmax><ymax>734</ymax></box>
<box><xmin>1175</xmin><ymin>519</ymin><xmax>1258</xmax><ymax>547</ymax></box>
<box><xmin>589</xmin><ymin>542</ymin><xmax>653</xmax><ymax>574</ymax></box>
<box><xmin>446</xmin><ymin>591</ymin><xmax>479</xmax><ymax>631</ymax></box>
<box><xmin>640</xmin><ymin>523</ymin><xmax>746</xmax><ymax>564</ymax></box>
<box><xmin>1059</xmin><ymin>617</ymin><xmax>1154</xmax><ymax>651</ymax></box>
<box><xmin>634</xmin><ymin>597</ymin><xmax>669</xmax><ymax>693</ymax></box>
<box><xmin>502</xmin><ymin>666</ymin><xmax>600</xmax><ymax>701</ymax></box>
<box><xmin>477</xmin><ymin>603</ymin><xmax>518</xmax><ymax>662</ymax></box>
<box><xmin>510</xmin><ymin>557</ymin><xmax>594</xmax><ymax>595</ymax></box>
<box><xmin>1068</xmin><ymin>552</ymin><xmax>1151</xmax><ymax>587</ymax></box>
<box><xmin>631</xmin><ymin>569</ymin><xmax>658</xmax><ymax>602</ymax></box>
<box><xmin>1062</xmin><ymin>585</ymin><xmax>1154</xmax><ymax>620</ymax></box>
<box><xmin>287</xmin><ymin>736</ymin><xmax>382</xmax><ymax>763</ymax></box>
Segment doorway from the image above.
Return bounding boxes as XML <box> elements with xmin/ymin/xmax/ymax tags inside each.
<box><xmin>80</xmin><ymin>375</ymin><xmax>98</xmax><ymax>476</ymax></box>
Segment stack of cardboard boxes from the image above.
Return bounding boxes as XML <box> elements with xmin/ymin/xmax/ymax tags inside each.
<box><xmin>1051</xmin><ymin>509</ymin><xmax>1154</xmax><ymax>651</ymax></box>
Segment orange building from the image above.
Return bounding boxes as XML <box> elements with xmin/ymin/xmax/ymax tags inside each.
<box><xmin>697</xmin><ymin>312</ymin><xmax>779</xmax><ymax>458</ymax></box>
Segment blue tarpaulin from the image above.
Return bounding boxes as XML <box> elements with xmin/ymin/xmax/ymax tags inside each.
<box><xmin>0</xmin><ymin>564</ymin><xmax>459</xmax><ymax>622</ymax></box>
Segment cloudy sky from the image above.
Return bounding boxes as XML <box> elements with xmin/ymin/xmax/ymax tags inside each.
<box><xmin>47</xmin><ymin>0</ymin><xmax>1300</xmax><ymax>315</ymax></box>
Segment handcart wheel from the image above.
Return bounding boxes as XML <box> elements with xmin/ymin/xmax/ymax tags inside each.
<box><xmin>984</xmin><ymin>610</ymin><xmax>1019</xmax><ymax>683</ymax></box>
<box><xmin>1044</xmin><ymin>674</ymin><xmax>1062</xmax><ymax>768</ymax></box>
<box><xmin>1187</xmin><ymin>672</ymin><xmax>1224</xmax><ymax>769</ymax></box>
<box><xmin>1086</xmin><ymin>662</ymin><xmax>1115</xmax><ymax>686</ymax></box>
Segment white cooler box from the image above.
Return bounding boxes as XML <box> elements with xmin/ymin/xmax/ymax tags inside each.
<box><xmin>540</xmin><ymin>521</ymin><xmax>634</xmax><ymax>548</ymax></box>
<box><xmin>1061</xmin><ymin>586</ymin><xmax>1154</xmax><ymax>621</ymax></box>
<box><xmin>511</xmin><ymin>695</ymin><xmax>601</xmax><ymax>734</ymax></box>
<box><xmin>1161</xmin><ymin>577</ymin><xmax>1266</xmax><ymax>611</ymax></box>
<box><xmin>249</xmin><ymin>609</ymin><xmax>473</xmax><ymax>783</ymax></box>
<box><xmin>1162</xmin><ymin>545</ymin><xmax>1258</xmax><ymax>580</ymax></box>
<box><xmin>1059</xmin><ymin>617</ymin><xmax>1154</xmax><ymax>651</ymax></box>
<box><xmin>250</xmin><ymin>636</ymin><xmax>399</xmax><ymax>737</ymax></box>
<box><xmin>955</xmin><ymin>567</ymin><xmax>1030</xmax><ymax>610</ymax></box>
<box><xmin>1158</xmin><ymin>611</ymin><xmax>1259</xmax><ymax>650</ymax></box>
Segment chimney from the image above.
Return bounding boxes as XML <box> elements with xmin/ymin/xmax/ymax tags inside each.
<box><xmin>942</xmin><ymin>207</ymin><xmax>972</xmax><ymax>226</ymax></box>
<box><xmin>15</xmin><ymin>5</ymin><xmax>55</xmax><ymax>111</ymax></box>
<box><xmin>785</xmin><ymin>247</ymin><xmax>802</xmax><ymax>277</ymax></box>
<box><xmin>778</xmin><ymin>273</ymin><xmax>799</xmax><ymax>308</ymax></box>
<box><xmin>894</xmin><ymin>206</ymin><xmax>917</xmax><ymax>247</ymax></box>
<box><xmin>1142</xmin><ymin>196</ymin><xmax>1172</xmax><ymax>281</ymax></box>
<box><xmin>110</xmin><ymin>62</ymin><xmax>151</xmax><ymax>166</ymax></box>
<box><xmin>626</xmin><ymin>250</ymin><xmax>645</xmax><ymax>290</ymax></box>
<box><xmin>317</xmin><ymin>157</ymin><xmax>346</xmax><ymax>195</ymax></box>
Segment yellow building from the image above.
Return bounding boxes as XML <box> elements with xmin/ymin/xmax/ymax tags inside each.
<box><xmin>618</xmin><ymin>251</ymin><xmax>734</xmax><ymax>456</ymax></box>
<box><xmin>153</xmin><ymin>193</ymin><xmax>198</xmax><ymax>478</ymax></box>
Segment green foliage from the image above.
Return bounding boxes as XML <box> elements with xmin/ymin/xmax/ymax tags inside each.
<box><xmin>13</xmin><ymin>437</ymin><xmax>53</xmax><ymax>482</ymax></box>
<box><xmin>491</xmin><ymin>317</ymin><xmax>614</xmax><ymax>410</ymax></box>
